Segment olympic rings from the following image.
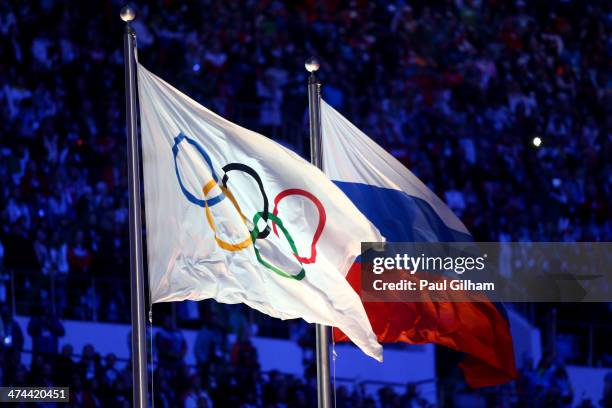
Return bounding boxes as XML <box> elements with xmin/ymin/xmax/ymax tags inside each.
<box><xmin>272</xmin><ymin>189</ymin><xmax>326</xmax><ymax>264</ymax></box>
<box><xmin>172</xmin><ymin>132</ymin><xmax>327</xmax><ymax>280</ymax></box>
<box><xmin>173</xmin><ymin>133</ymin><xmax>224</xmax><ymax>207</ymax></box>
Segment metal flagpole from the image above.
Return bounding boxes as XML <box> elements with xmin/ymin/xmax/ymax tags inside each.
<box><xmin>305</xmin><ymin>57</ymin><xmax>332</xmax><ymax>408</ymax></box>
<box><xmin>120</xmin><ymin>5</ymin><xmax>149</xmax><ymax>408</ymax></box>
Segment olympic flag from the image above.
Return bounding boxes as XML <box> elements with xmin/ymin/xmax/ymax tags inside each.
<box><xmin>136</xmin><ymin>64</ymin><xmax>383</xmax><ymax>360</ymax></box>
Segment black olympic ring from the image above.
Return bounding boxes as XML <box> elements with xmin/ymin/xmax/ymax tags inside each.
<box><xmin>221</xmin><ymin>163</ymin><xmax>271</xmax><ymax>239</ymax></box>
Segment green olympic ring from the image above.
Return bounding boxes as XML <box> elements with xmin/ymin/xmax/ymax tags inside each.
<box><xmin>250</xmin><ymin>212</ymin><xmax>305</xmax><ymax>281</ymax></box>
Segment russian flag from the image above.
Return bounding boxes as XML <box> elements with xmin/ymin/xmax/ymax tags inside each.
<box><xmin>321</xmin><ymin>100</ymin><xmax>517</xmax><ymax>388</ymax></box>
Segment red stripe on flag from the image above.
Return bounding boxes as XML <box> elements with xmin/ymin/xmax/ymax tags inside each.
<box><xmin>334</xmin><ymin>263</ymin><xmax>517</xmax><ymax>388</ymax></box>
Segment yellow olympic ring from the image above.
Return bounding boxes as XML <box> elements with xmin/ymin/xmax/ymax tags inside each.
<box><xmin>202</xmin><ymin>181</ymin><xmax>253</xmax><ymax>251</ymax></box>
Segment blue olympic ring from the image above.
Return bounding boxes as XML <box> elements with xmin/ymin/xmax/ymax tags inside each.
<box><xmin>172</xmin><ymin>133</ymin><xmax>225</xmax><ymax>207</ymax></box>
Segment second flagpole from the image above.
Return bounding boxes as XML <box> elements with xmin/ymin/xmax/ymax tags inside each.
<box><xmin>305</xmin><ymin>57</ymin><xmax>332</xmax><ymax>408</ymax></box>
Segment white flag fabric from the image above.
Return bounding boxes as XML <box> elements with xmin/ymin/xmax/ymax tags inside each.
<box><xmin>321</xmin><ymin>100</ymin><xmax>470</xmax><ymax>242</ymax></box>
<box><xmin>137</xmin><ymin>64</ymin><xmax>383</xmax><ymax>360</ymax></box>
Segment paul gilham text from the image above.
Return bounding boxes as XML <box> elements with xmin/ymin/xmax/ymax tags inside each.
<box><xmin>372</xmin><ymin>279</ymin><xmax>495</xmax><ymax>291</ymax></box>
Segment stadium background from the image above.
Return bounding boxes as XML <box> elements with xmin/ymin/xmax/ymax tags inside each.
<box><xmin>0</xmin><ymin>0</ymin><xmax>610</xmax><ymax>406</ymax></box>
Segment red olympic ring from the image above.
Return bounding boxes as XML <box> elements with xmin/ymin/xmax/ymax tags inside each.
<box><xmin>272</xmin><ymin>189</ymin><xmax>326</xmax><ymax>265</ymax></box>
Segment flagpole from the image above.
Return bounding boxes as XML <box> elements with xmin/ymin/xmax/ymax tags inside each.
<box><xmin>121</xmin><ymin>5</ymin><xmax>149</xmax><ymax>408</ymax></box>
<box><xmin>305</xmin><ymin>57</ymin><xmax>332</xmax><ymax>408</ymax></box>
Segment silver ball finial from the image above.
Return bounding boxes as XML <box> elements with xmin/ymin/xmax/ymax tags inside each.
<box><xmin>120</xmin><ymin>5</ymin><xmax>136</xmax><ymax>22</ymax></box>
<box><xmin>305</xmin><ymin>57</ymin><xmax>320</xmax><ymax>73</ymax></box>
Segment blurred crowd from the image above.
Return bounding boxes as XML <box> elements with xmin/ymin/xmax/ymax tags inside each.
<box><xmin>0</xmin><ymin>306</ymin><xmax>433</xmax><ymax>407</ymax></box>
<box><xmin>0</xmin><ymin>0</ymin><xmax>610</xmax><ymax>406</ymax></box>
<box><xmin>2</xmin><ymin>307</ymin><xmax>611</xmax><ymax>407</ymax></box>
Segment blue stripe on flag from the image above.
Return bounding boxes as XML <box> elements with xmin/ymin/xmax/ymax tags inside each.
<box><xmin>335</xmin><ymin>181</ymin><xmax>472</xmax><ymax>242</ymax></box>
